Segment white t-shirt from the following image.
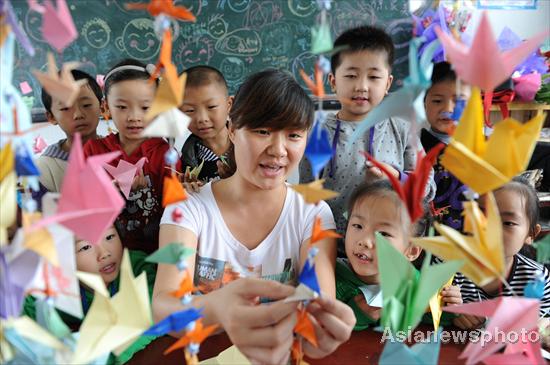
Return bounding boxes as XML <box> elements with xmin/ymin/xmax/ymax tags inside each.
<box><xmin>161</xmin><ymin>182</ymin><xmax>336</xmax><ymax>293</ymax></box>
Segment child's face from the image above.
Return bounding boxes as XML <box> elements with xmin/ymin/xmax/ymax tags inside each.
<box><xmin>482</xmin><ymin>188</ymin><xmax>534</xmax><ymax>259</ymax></box>
<box><xmin>329</xmin><ymin>50</ymin><xmax>393</xmax><ymax>121</ymax></box>
<box><xmin>229</xmin><ymin>125</ymin><xmax>307</xmax><ymax>190</ymax></box>
<box><xmin>424</xmin><ymin>80</ymin><xmax>470</xmax><ymax>134</ymax></box>
<box><xmin>181</xmin><ymin>83</ymin><xmax>232</xmax><ymax>141</ymax></box>
<box><xmin>47</xmin><ymin>84</ymin><xmax>101</xmax><ymax>141</ymax></box>
<box><xmin>106</xmin><ymin>79</ymin><xmax>156</xmax><ymax>145</ymax></box>
<box><xmin>345</xmin><ymin>194</ymin><xmax>414</xmax><ymax>284</ymax></box>
<box><xmin>75</xmin><ymin>227</ymin><xmax>123</xmax><ymax>285</ymax></box>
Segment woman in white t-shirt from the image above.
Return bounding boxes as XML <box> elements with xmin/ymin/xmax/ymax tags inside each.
<box><xmin>153</xmin><ymin>69</ymin><xmax>355</xmax><ymax>364</ymax></box>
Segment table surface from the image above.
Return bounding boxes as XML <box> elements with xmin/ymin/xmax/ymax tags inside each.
<box><xmin>127</xmin><ymin>325</ymin><xmax>467</xmax><ymax>365</ymax></box>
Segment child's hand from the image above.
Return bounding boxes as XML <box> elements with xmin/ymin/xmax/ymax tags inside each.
<box><xmin>131</xmin><ymin>170</ymin><xmax>148</xmax><ymax>191</ymax></box>
<box><xmin>182</xmin><ymin>181</ymin><xmax>204</xmax><ymax>193</ymax></box>
<box><xmin>539</xmin><ymin>317</ymin><xmax>550</xmax><ymax>350</ymax></box>
<box><xmin>441</xmin><ymin>285</ymin><xmax>462</xmax><ymax>306</ymax></box>
<box><xmin>353</xmin><ymin>293</ymin><xmax>381</xmax><ymax>320</ymax></box>
<box><xmin>365</xmin><ymin>161</ymin><xmax>399</xmax><ymax>180</ymax></box>
<box><xmin>453</xmin><ymin>314</ymin><xmax>485</xmax><ymax>329</ymax></box>
<box><xmin>181</xmin><ymin>168</ymin><xmax>199</xmax><ymax>183</ymax></box>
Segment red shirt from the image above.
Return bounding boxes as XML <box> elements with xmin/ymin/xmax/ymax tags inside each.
<box><xmin>84</xmin><ymin>134</ymin><xmax>181</xmax><ymax>253</ymax></box>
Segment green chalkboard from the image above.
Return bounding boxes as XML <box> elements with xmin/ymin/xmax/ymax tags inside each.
<box><xmin>12</xmin><ymin>0</ymin><xmax>413</xmax><ymax>110</ymax></box>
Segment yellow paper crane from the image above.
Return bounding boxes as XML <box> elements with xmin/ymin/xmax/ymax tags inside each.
<box><xmin>291</xmin><ymin>179</ymin><xmax>338</xmax><ymax>205</ymax></box>
<box><xmin>145</xmin><ymin>30</ymin><xmax>187</xmax><ymax>122</ymax></box>
<box><xmin>22</xmin><ymin>212</ymin><xmax>57</xmax><ymax>266</ymax></box>
<box><xmin>428</xmin><ymin>275</ymin><xmax>454</xmax><ymax>331</ymax></box>
<box><xmin>72</xmin><ymin>250</ymin><xmax>152</xmax><ymax>364</ymax></box>
<box><xmin>0</xmin><ymin>143</ymin><xmax>16</xmax><ymax>245</ymax></box>
<box><xmin>412</xmin><ymin>192</ymin><xmax>505</xmax><ymax>287</ymax></box>
<box><xmin>441</xmin><ymin>87</ymin><xmax>544</xmax><ymax>195</ymax></box>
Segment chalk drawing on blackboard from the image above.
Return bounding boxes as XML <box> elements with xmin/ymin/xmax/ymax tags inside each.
<box><xmin>243</xmin><ymin>1</ymin><xmax>283</xmax><ymax>29</ymax></box>
<box><xmin>177</xmin><ymin>35</ymin><xmax>214</xmax><ymax>66</ymax></box>
<box><xmin>115</xmin><ymin>18</ymin><xmax>161</xmax><ymax>61</ymax></box>
<box><xmin>215</xmin><ymin>29</ymin><xmax>261</xmax><ymax>57</ymax></box>
<box><xmin>291</xmin><ymin>51</ymin><xmax>325</xmax><ymax>88</ymax></box>
<box><xmin>219</xmin><ymin>56</ymin><xmax>246</xmax><ymax>92</ymax></box>
<box><xmin>385</xmin><ymin>18</ymin><xmax>413</xmax><ymax>67</ymax></box>
<box><xmin>287</xmin><ymin>0</ymin><xmax>317</xmax><ymax>18</ymax></box>
<box><xmin>175</xmin><ymin>0</ymin><xmax>203</xmax><ymax>18</ymax></box>
<box><xmin>82</xmin><ymin>18</ymin><xmax>111</xmax><ymax>49</ymax></box>
<box><xmin>207</xmin><ymin>14</ymin><xmax>228</xmax><ymax>39</ymax></box>
<box><xmin>24</xmin><ymin>9</ymin><xmax>45</xmax><ymax>43</ymax></box>
<box><xmin>332</xmin><ymin>2</ymin><xmax>377</xmax><ymax>36</ymax></box>
<box><xmin>224</xmin><ymin>0</ymin><xmax>251</xmax><ymax>13</ymax></box>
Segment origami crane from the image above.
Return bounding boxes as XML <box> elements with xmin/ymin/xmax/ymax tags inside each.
<box><xmin>380</xmin><ymin>332</ymin><xmax>441</xmax><ymax>365</ymax></box>
<box><xmin>311</xmin><ymin>12</ymin><xmax>332</xmax><ymax>54</ymax></box>
<box><xmin>291</xmin><ymin>179</ymin><xmax>338</xmax><ymax>205</ymax></box>
<box><xmin>412</xmin><ymin>192</ymin><xmax>505</xmax><ymax>287</ymax></box>
<box><xmin>103</xmin><ymin>157</ymin><xmax>147</xmax><ymax>199</ymax></box>
<box><xmin>125</xmin><ymin>0</ymin><xmax>196</xmax><ymax>22</ymax></box>
<box><xmin>436</xmin><ymin>12</ymin><xmax>547</xmax><ymax>93</ymax></box>
<box><xmin>14</xmin><ymin>140</ymin><xmax>40</xmax><ymax>177</ymax></box>
<box><xmin>298</xmin><ymin>260</ymin><xmax>320</xmax><ymax>296</ymax></box>
<box><xmin>300</xmin><ymin>62</ymin><xmax>325</xmax><ymax>98</ymax></box>
<box><xmin>144</xmin><ymin>308</ymin><xmax>203</xmax><ymax>336</ymax></box>
<box><xmin>0</xmin><ymin>142</ymin><xmax>16</xmax><ymax>244</ymax></box>
<box><xmin>363</xmin><ymin>142</ymin><xmax>444</xmax><ymax>223</ymax></box>
<box><xmin>349</xmin><ymin>36</ymin><xmax>438</xmax><ymax>144</ymax></box>
<box><xmin>146</xmin><ymin>243</ymin><xmax>195</xmax><ymax>265</ymax></box>
<box><xmin>30</xmin><ymin>133</ymin><xmax>124</xmax><ymax>244</ymax></box>
<box><xmin>145</xmin><ymin>30</ymin><xmax>187</xmax><ymax>122</ymax></box>
<box><xmin>163</xmin><ymin>318</ymin><xmax>218</xmax><ymax>355</ymax></box>
<box><xmin>72</xmin><ymin>250</ymin><xmax>152</xmax><ymax>364</ymax></box>
<box><xmin>163</xmin><ymin>173</ymin><xmax>187</xmax><ymax>207</ymax></box>
<box><xmin>37</xmin><ymin>0</ymin><xmax>77</xmax><ymax>52</ymax></box>
<box><xmin>33</xmin><ymin>53</ymin><xmax>88</xmax><ymax>108</ymax></box>
<box><xmin>309</xmin><ymin>215</ymin><xmax>341</xmax><ymax>246</ymax></box>
<box><xmin>444</xmin><ymin>297</ymin><xmax>543</xmax><ymax>365</ymax></box>
<box><xmin>142</xmin><ymin>108</ymin><xmax>191</xmax><ymax>139</ymax></box>
<box><xmin>294</xmin><ymin>306</ymin><xmax>318</xmax><ymax>347</ymax></box>
<box><xmin>2</xmin><ymin>0</ymin><xmax>35</xmax><ymax>55</ymax></box>
<box><xmin>33</xmin><ymin>136</ymin><xmax>48</xmax><ymax>154</ymax></box>
<box><xmin>304</xmin><ymin>112</ymin><xmax>333</xmax><ymax>179</ymax></box>
<box><xmin>428</xmin><ymin>276</ymin><xmax>453</xmax><ymax>331</ymax></box>
<box><xmin>440</xmin><ymin>87</ymin><xmax>544</xmax><ymax>195</ymax></box>
<box><xmin>377</xmin><ymin>234</ymin><xmax>463</xmax><ymax>333</ymax></box>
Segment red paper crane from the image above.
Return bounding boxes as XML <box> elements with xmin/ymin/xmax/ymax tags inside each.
<box><xmin>125</xmin><ymin>0</ymin><xmax>196</xmax><ymax>22</ymax></box>
<box><xmin>362</xmin><ymin>143</ymin><xmax>445</xmax><ymax>223</ymax></box>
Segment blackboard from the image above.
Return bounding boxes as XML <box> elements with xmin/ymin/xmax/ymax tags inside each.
<box><xmin>11</xmin><ymin>0</ymin><xmax>413</xmax><ymax>111</ymax></box>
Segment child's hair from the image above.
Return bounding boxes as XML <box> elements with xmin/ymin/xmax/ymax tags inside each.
<box><xmin>347</xmin><ymin>179</ymin><xmax>431</xmax><ymax>237</ymax></box>
<box><xmin>229</xmin><ymin>69</ymin><xmax>314</xmax><ymax>131</ymax></box>
<box><xmin>330</xmin><ymin>25</ymin><xmax>395</xmax><ymax>74</ymax></box>
<box><xmin>184</xmin><ymin>65</ymin><xmax>228</xmax><ymax>92</ymax></box>
<box><xmin>41</xmin><ymin>69</ymin><xmax>102</xmax><ymax>114</ymax></box>
<box><xmin>430</xmin><ymin>61</ymin><xmax>457</xmax><ymax>85</ymax></box>
<box><xmin>497</xmin><ymin>177</ymin><xmax>540</xmax><ymax>237</ymax></box>
<box><xmin>103</xmin><ymin>59</ymin><xmax>158</xmax><ymax>97</ymax></box>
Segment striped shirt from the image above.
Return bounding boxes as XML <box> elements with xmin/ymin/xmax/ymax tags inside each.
<box><xmin>452</xmin><ymin>254</ymin><xmax>550</xmax><ymax>317</ymax></box>
<box><xmin>41</xmin><ymin>139</ymin><xmax>69</xmax><ymax>161</ymax></box>
<box><xmin>197</xmin><ymin>143</ymin><xmax>219</xmax><ymax>162</ymax></box>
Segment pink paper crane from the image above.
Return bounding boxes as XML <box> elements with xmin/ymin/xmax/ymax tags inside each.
<box><xmin>103</xmin><ymin>157</ymin><xmax>148</xmax><ymax>199</ymax></box>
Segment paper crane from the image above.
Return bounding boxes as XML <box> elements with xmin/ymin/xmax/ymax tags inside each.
<box><xmin>125</xmin><ymin>0</ymin><xmax>196</xmax><ymax>22</ymax></box>
<box><xmin>144</xmin><ymin>308</ymin><xmax>203</xmax><ymax>336</ymax></box>
<box><xmin>310</xmin><ymin>215</ymin><xmax>341</xmax><ymax>246</ymax></box>
<box><xmin>377</xmin><ymin>234</ymin><xmax>462</xmax><ymax>333</ymax></box>
<box><xmin>412</xmin><ymin>192</ymin><xmax>505</xmax><ymax>287</ymax></box>
<box><xmin>103</xmin><ymin>157</ymin><xmax>147</xmax><ymax>199</ymax></box>
<box><xmin>2</xmin><ymin>0</ymin><xmax>35</xmax><ymax>55</ymax></box>
<box><xmin>30</xmin><ymin>133</ymin><xmax>125</xmax><ymax>244</ymax></box>
<box><xmin>163</xmin><ymin>318</ymin><xmax>218</xmax><ymax>355</ymax></box>
<box><xmin>304</xmin><ymin>113</ymin><xmax>333</xmax><ymax>179</ymax></box>
<box><xmin>440</xmin><ymin>87</ymin><xmax>544</xmax><ymax>195</ymax></box>
<box><xmin>300</xmin><ymin>62</ymin><xmax>325</xmax><ymax>98</ymax></box>
<box><xmin>0</xmin><ymin>143</ymin><xmax>16</xmax><ymax>244</ymax></box>
<box><xmin>38</xmin><ymin>0</ymin><xmax>77</xmax><ymax>52</ymax></box>
<box><xmin>444</xmin><ymin>297</ymin><xmax>542</xmax><ymax>365</ymax></box>
<box><xmin>72</xmin><ymin>250</ymin><xmax>152</xmax><ymax>364</ymax></box>
<box><xmin>363</xmin><ymin>142</ymin><xmax>444</xmax><ymax>223</ymax></box>
<box><xmin>33</xmin><ymin>53</ymin><xmax>88</xmax><ymax>108</ymax></box>
<box><xmin>163</xmin><ymin>173</ymin><xmax>187</xmax><ymax>207</ymax></box>
<box><xmin>294</xmin><ymin>307</ymin><xmax>318</xmax><ymax>347</ymax></box>
<box><xmin>291</xmin><ymin>179</ymin><xmax>338</xmax><ymax>205</ymax></box>
<box><xmin>145</xmin><ymin>30</ymin><xmax>187</xmax><ymax>122</ymax></box>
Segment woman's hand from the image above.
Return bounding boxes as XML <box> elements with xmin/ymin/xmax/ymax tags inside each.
<box><xmin>302</xmin><ymin>295</ymin><xmax>356</xmax><ymax>359</ymax></box>
<box><xmin>209</xmin><ymin>278</ymin><xmax>299</xmax><ymax>365</ymax></box>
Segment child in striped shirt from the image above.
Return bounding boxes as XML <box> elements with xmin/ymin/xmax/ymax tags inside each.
<box><xmin>453</xmin><ymin>177</ymin><xmax>550</xmax><ymax>329</ymax></box>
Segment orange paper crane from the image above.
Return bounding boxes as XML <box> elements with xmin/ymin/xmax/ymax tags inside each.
<box><xmin>170</xmin><ymin>271</ymin><xmax>197</xmax><ymax>299</ymax></box>
<box><xmin>163</xmin><ymin>173</ymin><xmax>187</xmax><ymax>207</ymax></box>
<box><xmin>310</xmin><ymin>215</ymin><xmax>341</xmax><ymax>246</ymax></box>
<box><xmin>145</xmin><ymin>30</ymin><xmax>187</xmax><ymax>122</ymax></box>
<box><xmin>294</xmin><ymin>307</ymin><xmax>318</xmax><ymax>347</ymax></box>
<box><xmin>125</xmin><ymin>0</ymin><xmax>196</xmax><ymax>22</ymax></box>
<box><xmin>163</xmin><ymin>319</ymin><xmax>218</xmax><ymax>355</ymax></box>
<box><xmin>300</xmin><ymin>63</ymin><xmax>325</xmax><ymax>98</ymax></box>
<box><xmin>291</xmin><ymin>179</ymin><xmax>339</xmax><ymax>205</ymax></box>
<box><xmin>362</xmin><ymin>142</ymin><xmax>444</xmax><ymax>223</ymax></box>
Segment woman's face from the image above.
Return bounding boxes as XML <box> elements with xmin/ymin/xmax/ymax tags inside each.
<box><xmin>229</xmin><ymin>125</ymin><xmax>307</xmax><ymax>190</ymax></box>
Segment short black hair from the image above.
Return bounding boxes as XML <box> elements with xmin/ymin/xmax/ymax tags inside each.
<box><xmin>184</xmin><ymin>65</ymin><xmax>228</xmax><ymax>93</ymax></box>
<box><xmin>230</xmin><ymin>69</ymin><xmax>314</xmax><ymax>131</ymax></box>
<box><xmin>431</xmin><ymin>61</ymin><xmax>456</xmax><ymax>85</ymax></box>
<box><xmin>497</xmin><ymin>177</ymin><xmax>540</xmax><ymax>238</ymax></box>
<box><xmin>330</xmin><ymin>25</ymin><xmax>395</xmax><ymax>74</ymax></box>
<box><xmin>104</xmin><ymin>58</ymin><xmax>158</xmax><ymax>97</ymax></box>
<box><xmin>41</xmin><ymin>69</ymin><xmax>102</xmax><ymax>113</ymax></box>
